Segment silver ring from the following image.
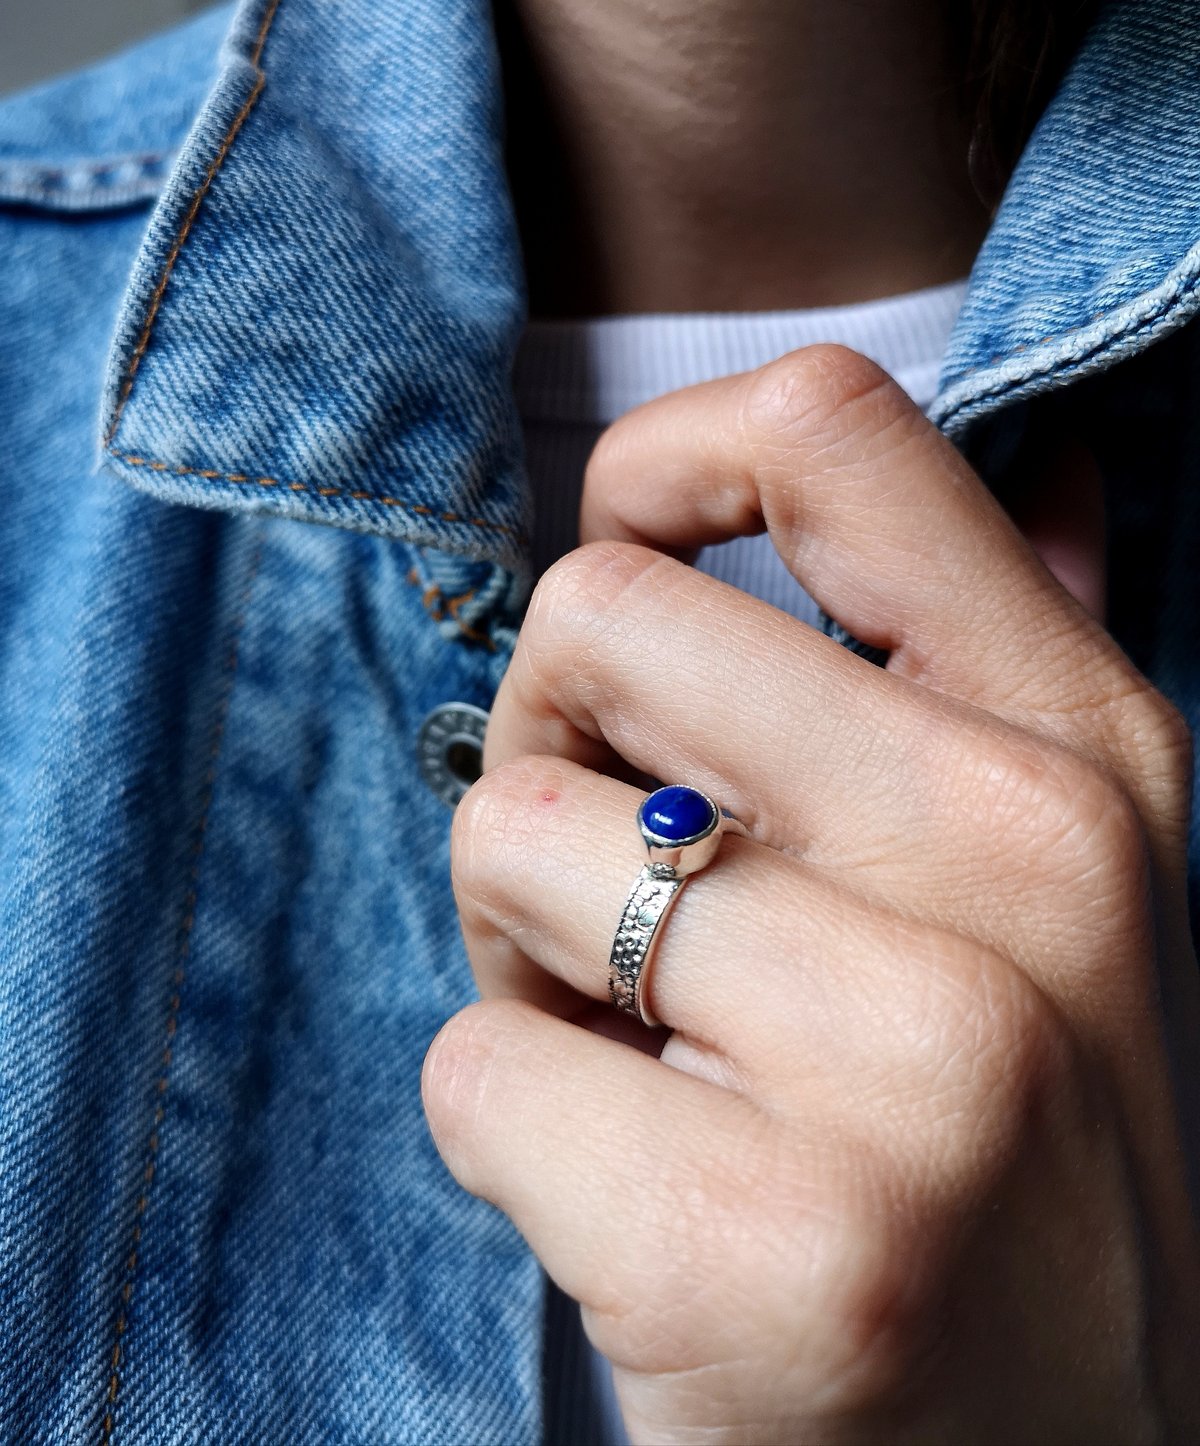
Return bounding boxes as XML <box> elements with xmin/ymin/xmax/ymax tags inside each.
<box><xmin>608</xmin><ymin>784</ymin><xmax>748</xmax><ymax>1028</ymax></box>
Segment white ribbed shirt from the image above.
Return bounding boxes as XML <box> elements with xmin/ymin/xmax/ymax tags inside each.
<box><xmin>515</xmin><ymin>277</ymin><xmax>968</xmax><ymax>1446</ymax></box>
<box><xmin>515</xmin><ymin>278</ymin><xmax>968</xmax><ymax>615</ymax></box>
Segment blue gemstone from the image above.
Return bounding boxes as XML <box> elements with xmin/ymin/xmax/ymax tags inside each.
<box><xmin>641</xmin><ymin>785</ymin><xmax>716</xmax><ymax>843</ymax></box>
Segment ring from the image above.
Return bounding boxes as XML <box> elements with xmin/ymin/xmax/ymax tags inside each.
<box><xmin>608</xmin><ymin>784</ymin><xmax>748</xmax><ymax>1028</ymax></box>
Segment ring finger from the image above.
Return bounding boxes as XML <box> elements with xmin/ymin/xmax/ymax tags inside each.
<box><xmin>452</xmin><ymin>752</ymin><xmax>1042</xmax><ymax>1143</ymax></box>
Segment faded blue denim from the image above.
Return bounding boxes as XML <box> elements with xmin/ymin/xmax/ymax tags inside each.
<box><xmin>0</xmin><ymin>0</ymin><xmax>1197</xmax><ymax>1441</ymax></box>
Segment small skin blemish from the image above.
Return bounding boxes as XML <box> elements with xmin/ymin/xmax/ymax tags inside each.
<box><xmin>538</xmin><ymin>789</ymin><xmax>561</xmax><ymax>807</ymax></box>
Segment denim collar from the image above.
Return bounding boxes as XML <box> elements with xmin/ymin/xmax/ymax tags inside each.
<box><xmin>1</xmin><ymin>0</ymin><xmax>1198</xmax><ymax>569</ymax></box>
<box><xmin>933</xmin><ymin>0</ymin><xmax>1200</xmax><ymax>438</ymax></box>
<box><xmin>92</xmin><ymin>0</ymin><xmax>532</xmax><ymax>576</ymax></box>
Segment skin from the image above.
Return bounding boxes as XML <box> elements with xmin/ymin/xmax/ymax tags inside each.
<box><xmin>499</xmin><ymin>0</ymin><xmax>990</xmax><ymax>314</ymax></box>
<box><xmin>422</xmin><ymin>4</ymin><xmax>1200</xmax><ymax>1440</ymax></box>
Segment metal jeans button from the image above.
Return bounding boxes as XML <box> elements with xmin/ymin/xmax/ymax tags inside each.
<box><xmin>418</xmin><ymin>702</ymin><xmax>489</xmax><ymax>807</ymax></box>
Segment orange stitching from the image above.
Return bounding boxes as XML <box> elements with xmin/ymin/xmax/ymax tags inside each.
<box><xmin>106</xmin><ymin>447</ymin><xmax>527</xmax><ymax>544</ymax></box>
<box><xmin>407</xmin><ymin>573</ymin><xmax>496</xmax><ymax>651</ymax></box>
<box><xmin>450</xmin><ymin>620</ymin><xmax>494</xmax><ymax>648</ymax></box>
<box><xmin>104</xmin><ymin>0</ymin><xmax>282</xmax><ymax>446</ymax></box>
<box><xmin>100</xmin><ymin>0</ymin><xmax>281</xmax><ymax>1423</ymax></box>
<box><xmin>451</xmin><ymin>621</ymin><xmax>494</xmax><ymax>648</ymax></box>
<box><xmin>99</xmin><ymin>536</ymin><xmax>264</xmax><ymax>1445</ymax></box>
<box><xmin>445</xmin><ymin>589</ymin><xmax>494</xmax><ymax>647</ymax></box>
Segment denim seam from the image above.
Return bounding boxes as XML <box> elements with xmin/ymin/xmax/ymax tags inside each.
<box><xmin>0</xmin><ymin>153</ymin><xmax>168</xmax><ymax>184</ymax></box>
<box><xmin>99</xmin><ymin>533</ymin><xmax>265</xmax><ymax>1446</ymax></box>
<box><xmin>405</xmin><ymin>559</ymin><xmax>498</xmax><ymax>651</ymax></box>
<box><xmin>100</xmin><ymin>0</ymin><xmax>528</xmax><ymax>557</ymax></box>
<box><xmin>106</xmin><ymin>449</ymin><xmax>528</xmax><ymax>547</ymax></box>
<box><xmin>937</xmin><ymin>259</ymin><xmax>1200</xmax><ymax>428</ymax></box>
<box><xmin>104</xmin><ymin>0</ymin><xmax>282</xmax><ymax>448</ymax></box>
<box><xmin>0</xmin><ymin>153</ymin><xmax>172</xmax><ymax>213</ymax></box>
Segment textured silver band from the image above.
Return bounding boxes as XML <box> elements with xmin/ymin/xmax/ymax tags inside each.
<box><xmin>608</xmin><ymin>862</ymin><xmax>686</xmax><ymax>1028</ymax></box>
<box><xmin>608</xmin><ymin>790</ymin><xmax>747</xmax><ymax>1028</ymax></box>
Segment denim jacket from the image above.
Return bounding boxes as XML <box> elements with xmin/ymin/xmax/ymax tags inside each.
<box><xmin>1</xmin><ymin>0</ymin><xmax>1198</xmax><ymax>1440</ymax></box>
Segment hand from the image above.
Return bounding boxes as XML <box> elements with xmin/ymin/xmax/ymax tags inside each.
<box><xmin>421</xmin><ymin>345</ymin><xmax>1200</xmax><ymax>1443</ymax></box>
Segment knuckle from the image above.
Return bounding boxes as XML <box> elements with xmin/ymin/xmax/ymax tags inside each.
<box><xmin>742</xmin><ymin>343</ymin><xmax>899</xmax><ymax>453</ymax></box>
<box><xmin>794</xmin><ymin>1193</ymin><xmax>936</xmax><ymax>1414</ymax></box>
<box><xmin>420</xmin><ymin>999</ymin><xmax>529</xmax><ymax>1178</ymax></box>
<box><xmin>1050</xmin><ymin>754</ymin><xmax>1148</xmax><ymax>886</ymax></box>
<box><xmin>521</xmin><ymin>539</ymin><xmax>666</xmax><ymax>658</ymax></box>
<box><xmin>652</xmin><ymin>1137</ymin><xmax>943</xmax><ymax>1413</ymax></box>
<box><xmin>848</xmin><ymin>926</ymin><xmax>1072</xmax><ymax>1188</ymax></box>
<box><xmin>420</xmin><ymin>1002</ymin><xmax>489</xmax><ymax>1130</ymax></box>
<box><xmin>982</xmin><ymin>735</ymin><xmax>1149</xmax><ymax>900</ymax></box>
<box><xmin>449</xmin><ymin>767</ymin><xmax>504</xmax><ymax>903</ymax></box>
<box><xmin>584</xmin><ymin>413</ymin><xmax>639</xmax><ymax>487</ymax></box>
<box><xmin>898</xmin><ymin>946</ymin><xmax>1077</xmax><ymax>1222</ymax></box>
<box><xmin>582</xmin><ymin>1116</ymin><xmax>786</xmax><ymax>1368</ymax></box>
<box><xmin>1116</xmin><ymin>683</ymin><xmax>1194</xmax><ymax>787</ymax></box>
<box><xmin>529</xmin><ymin>538</ymin><xmax>660</xmax><ymax>623</ymax></box>
<box><xmin>884</xmin><ymin>931</ymin><xmax>1060</xmax><ymax>1146</ymax></box>
<box><xmin>959</xmin><ymin>955</ymin><xmax>1073</xmax><ymax>1140</ymax></box>
<box><xmin>450</xmin><ymin>754</ymin><xmax>566</xmax><ymax>909</ymax></box>
<box><xmin>513</xmin><ymin>541</ymin><xmax>683</xmax><ymax>718</ymax></box>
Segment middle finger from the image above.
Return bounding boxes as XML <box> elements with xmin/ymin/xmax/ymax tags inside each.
<box><xmin>482</xmin><ymin>541</ymin><xmax>1128</xmax><ymax>978</ymax></box>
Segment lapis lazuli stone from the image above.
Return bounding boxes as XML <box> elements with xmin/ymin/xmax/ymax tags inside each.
<box><xmin>641</xmin><ymin>785</ymin><xmax>716</xmax><ymax>843</ymax></box>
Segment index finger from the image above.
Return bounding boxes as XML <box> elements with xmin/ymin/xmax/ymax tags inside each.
<box><xmin>579</xmin><ymin>345</ymin><xmax>1136</xmax><ymax>733</ymax></box>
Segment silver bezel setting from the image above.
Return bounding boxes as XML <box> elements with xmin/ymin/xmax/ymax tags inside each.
<box><xmin>636</xmin><ymin>787</ymin><xmax>721</xmax><ymax>879</ymax></box>
<box><xmin>609</xmin><ymin>786</ymin><xmax>749</xmax><ymax>1027</ymax></box>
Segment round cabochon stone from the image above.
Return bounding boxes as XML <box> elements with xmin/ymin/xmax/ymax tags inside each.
<box><xmin>641</xmin><ymin>785</ymin><xmax>717</xmax><ymax>843</ymax></box>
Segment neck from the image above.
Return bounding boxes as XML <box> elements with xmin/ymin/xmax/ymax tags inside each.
<box><xmin>497</xmin><ymin>0</ymin><xmax>990</xmax><ymax>317</ymax></box>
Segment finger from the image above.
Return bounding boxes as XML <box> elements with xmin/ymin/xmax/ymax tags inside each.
<box><xmin>420</xmin><ymin>996</ymin><xmax>1058</xmax><ymax>1424</ymax></box>
<box><xmin>422</xmin><ymin>997</ymin><xmax>772</xmax><ymax>1338</ymax></box>
<box><xmin>577</xmin><ymin>343</ymin><xmax>1149</xmax><ymax>743</ymax></box>
<box><xmin>420</xmin><ymin>996</ymin><xmax>903</xmax><ymax>1400</ymax></box>
<box><xmin>452</xmin><ymin>754</ymin><xmax>1053</xmax><ymax>1129</ymax></box>
<box><xmin>481</xmin><ymin>544</ymin><xmax>1149</xmax><ymax>1004</ymax></box>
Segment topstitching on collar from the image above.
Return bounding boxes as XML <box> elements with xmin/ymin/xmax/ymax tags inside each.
<box><xmin>934</xmin><ymin>0</ymin><xmax>1200</xmax><ymax>434</ymax></box>
<box><xmin>98</xmin><ymin>0</ymin><xmax>531</xmax><ymax>574</ymax></box>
